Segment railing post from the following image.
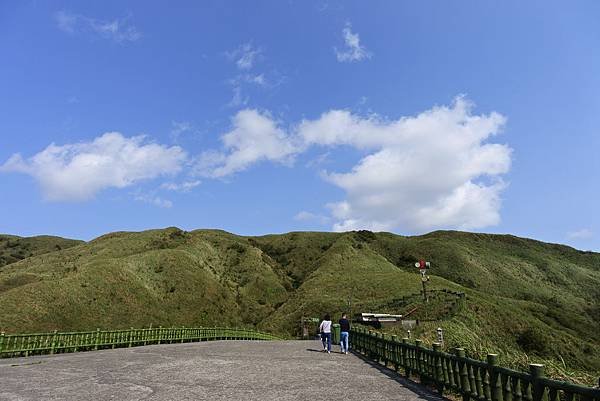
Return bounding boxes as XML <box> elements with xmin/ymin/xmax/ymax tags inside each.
<box><xmin>373</xmin><ymin>332</ymin><xmax>378</xmax><ymax>360</ymax></box>
<box><xmin>449</xmin><ymin>347</ymin><xmax>458</xmax><ymax>389</ymax></box>
<box><xmin>50</xmin><ymin>330</ymin><xmax>57</xmax><ymax>354</ymax></box>
<box><xmin>94</xmin><ymin>328</ymin><xmax>100</xmax><ymax>351</ymax></box>
<box><xmin>370</xmin><ymin>329</ymin><xmax>375</xmax><ymax>357</ymax></box>
<box><xmin>415</xmin><ymin>339</ymin><xmax>423</xmax><ymax>383</ymax></box>
<box><xmin>456</xmin><ymin>348</ymin><xmax>471</xmax><ymax>401</ymax></box>
<box><xmin>0</xmin><ymin>332</ymin><xmax>4</xmax><ymax>356</ymax></box>
<box><xmin>503</xmin><ymin>373</ymin><xmax>513</xmax><ymax>401</ymax></box>
<box><xmin>488</xmin><ymin>354</ymin><xmax>502</xmax><ymax>401</ymax></box>
<box><xmin>389</xmin><ymin>334</ymin><xmax>394</xmax><ymax>366</ymax></box>
<box><xmin>362</xmin><ymin>328</ymin><xmax>367</xmax><ymax>354</ymax></box>
<box><xmin>529</xmin><ymin>364</ymin><xmax>546</xmax><ymax>401</ymax></box>
<box><xmin>391</xmin><ymin>335</ymin><xmax>398</xmax><ymax>371</ymax></box>
<box><xmin>402</xmin><ymin>338</ymin><xmax>410</xmax><ymax>377</ymax></box>
<box><xmin>380</xmin><ymin>333</ymin><xmax>386</xmax><ymax>365</ymax></box>
<box><xmin>433</xmin><ymin>343</ymin><xmax>444</xmax><ymax>395</ymax></box>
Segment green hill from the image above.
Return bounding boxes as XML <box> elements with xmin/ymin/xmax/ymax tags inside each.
<box><xmin>0</xmin><ymin>228</ymin><xmax>598</xmax><ymax>382</ymax></box>
<box><xmin>0</xmin><ymin>234</ymin><xmax>83</xmax><ymax>268</ymax></box>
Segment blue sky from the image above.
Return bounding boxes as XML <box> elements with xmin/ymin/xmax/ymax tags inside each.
<box><xmin>1</xmin><ymin>1</ymin><xmax>599</xmax><ymax>250</ymax></box>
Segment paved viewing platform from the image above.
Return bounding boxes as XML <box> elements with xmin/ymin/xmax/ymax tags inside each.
<box><xmin>0</xmin><ymin>340</ymin><xmax>445</xmax><ymax>400</ymax></box>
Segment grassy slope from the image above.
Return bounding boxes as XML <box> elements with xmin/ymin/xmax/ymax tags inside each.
<box><xmin>369</xmin><ymin>231</ymin><xmax>600</xmax><ymax>346</ymax></box>
<box><xmin>0</xmin><ymin>228</ymin><xmax>598</xmax><ymax>381</ymax></box>
<box><xmin>0</xmin><ymin>234</ymin><xmax>82</xmax><ymax>268</ymax></box>
<box><xmin>0</xmin><ymin>228</ymin><xmax>290</xmax><ymax>331</ymax></box>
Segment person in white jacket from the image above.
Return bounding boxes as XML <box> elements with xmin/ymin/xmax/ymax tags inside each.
<box><xmin>319</xmin><ymin>314</ymin><xmax>332</xmax><ymax>353</ymax></box>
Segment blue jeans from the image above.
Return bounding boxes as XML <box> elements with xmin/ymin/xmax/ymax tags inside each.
<box><xmin>321</xmin><ymin>333</ymin><xmax>331</xmax><ymax>351</ymax></box>
<box><xmin>340</xmin><ymin>331</ymin><xmax>349</xmax><ymax>352</ymax></box>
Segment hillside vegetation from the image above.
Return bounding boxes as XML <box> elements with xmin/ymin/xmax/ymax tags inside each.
<box><xmin>0</xmin><ymin>228</ymin><xmax>598</xmax><ymax>381</ymax></box>
<box><xmin>0</xmin><ymin>234</ymin><xmax>82</xmax><ymax>268</ymax></box>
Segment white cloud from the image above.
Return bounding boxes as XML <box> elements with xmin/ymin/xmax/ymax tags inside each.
<box><xmin>224</xmin><ymin>43</ymin><xmax>284</xmax><ymax>109</ymax></box>
<box><xmin>294</xmin><ymin>211</ymin><xmax>330</xmax><ymax>225</ymax></box>
<box><xmin>335</xmin><ymin>23</ymin><xmax>371</xmax><ymax>63</ymax></box>
<box><xmin>226</xmin><ymin>43</ymin><xmax>262</xmax><ymax>70</ymax></box>
<box><xmin>160</xmin><ymin>180</ymin><xmax>201</xmax><ymax>192</ymax></box>
<box><xmin>170</xmin><ymin>121</ymin><xmax>193</xmax><ymax>142</ymax></box>
<box><xmin>305</xmin><ymin>152</ymin><xmax>331</xmax><ymax>168</ymax></box>
<box><xmin>311</xmin><ymin>97</ymin><xmax>510</xmax><ymax>232</ymax></box>
<box><xmin>246</xmin><ymin>74</ymin><xmax>266</xmax><ymax>86</ymax></box>
<box><xmin>1</xmin><ymin>133</ymin><xmax>186</xmax><ymax>201</ymax></box>
<box><xmin>202</xmin><ymin>96</ymin><xmax>511</xmax><ymax>232</ymax></box>
<box><xmin>197</xmin><ymin>109</ymin><xmax>298</xmax><ymax>178</ymax></box>
<box><xmin>55</xmin><ymin>10</ymin><xmax>78</xmax><ymax>33</ymax></box>
<box><xmin>227</xmin><ymin>73</ymin><xmax>268</xmax><ymax>109</ymax></box>
<box><xmin>6</xmin><ymin>96</ymin><xmax>510</xmax><ymax>232</ymax></box>
<box><xmin>227</xmin><ymin>83</ymin><xmax>249</xmax><ymax>108</ymax></box>
<box><xmin>567</xmin><ymin>228</ymin><xmax>593</xmax><ymax>240</ymax></box>
<box><xmin>54</xmin><ymin>10</ymin><xmax>141</xmax><ymax>43</ymax></box>
<box><xmin>134</xmin><ymin>193</ymin><xmax>173</xmax><ymax>208</ymax></box>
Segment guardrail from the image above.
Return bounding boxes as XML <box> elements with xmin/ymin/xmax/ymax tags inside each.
<box><xmin>0</xmin><ymin>327</ymin><xmax>280</xmax><ymax>358</ymax></box>
<box><xmin>351</xmin><ymin>327</ymin><xmax>600</xmax><ymax>401</ymax></box>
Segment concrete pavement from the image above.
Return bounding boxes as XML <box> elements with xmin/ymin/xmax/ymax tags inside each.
<box><xmin>0</xmin><ymin>340</ymin><xmax>445</xmax><ymax>401</ymax></box>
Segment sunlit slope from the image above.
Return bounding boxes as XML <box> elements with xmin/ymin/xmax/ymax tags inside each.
<box><xmin>257</xmin><ymin>233</ymin><xmax>428</xmax><ymax>332</ymax></box>
<box><xmin>369</xmin><ymin>231</ymin><xmax>600</xmax><ymax>342</ymax></box>
<box><xmin>0</xmin><ymin>228</ymin><xmax>289</xmax><ymax>332</ymax></box>
<box><xmin>0</xmin><ymin>227</ymin><xmax>598</xmax><ymax>377</ymax></box>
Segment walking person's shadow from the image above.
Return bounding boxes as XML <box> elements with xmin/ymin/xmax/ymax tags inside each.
<box><xmin>305</xmin><ymin>348</ymin><xmax>345</xmax><ymax>353</ymax></box>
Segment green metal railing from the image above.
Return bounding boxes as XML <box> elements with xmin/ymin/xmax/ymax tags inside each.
<box><xmin>351</xmin><ymin>327</ymin><xmax>600</xmax><ymax>401</ymax></box>
<box><xmin>0</xmin><ymin>327</ymin><xmax>280</xmax><ymax>358</ymax></box>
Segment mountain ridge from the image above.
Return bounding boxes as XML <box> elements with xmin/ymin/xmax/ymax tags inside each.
<box><xmin>0</xmin><ymin>227</ymin><xmax>598</xmax><ymax>381</ymax></box>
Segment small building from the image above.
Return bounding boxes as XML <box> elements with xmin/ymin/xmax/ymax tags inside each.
<box><xmin>354</xmin><ymin>313</ymin><xmax>404</xmax><ymax>328</ymax></box>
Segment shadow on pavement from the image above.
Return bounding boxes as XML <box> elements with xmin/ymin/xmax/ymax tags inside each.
<box><xmin>306</xmin><ymin>348</ymin><xmax>347</xmax><ymax>354</ymax></box>
<box><xmin>351</xmin><ymin>352</ymin><xmax>446</xmax><ymax>401</ymax></box>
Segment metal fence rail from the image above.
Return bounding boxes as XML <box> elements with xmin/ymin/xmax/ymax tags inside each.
<box><xmin>0</xmin><ymin>327</ymin><xmax>280</xmax><ymax>358</ymax></box>
<box><xmin>351</xmin><ymin>327</ymin><xmax>600</xmax><ymax>401</ymax></box>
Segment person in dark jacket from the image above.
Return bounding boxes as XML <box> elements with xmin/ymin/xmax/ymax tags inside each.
<box><xmin>339</xmin><ymin>313</ymin><xmax>350</xmax><ymax>354</ymax></box>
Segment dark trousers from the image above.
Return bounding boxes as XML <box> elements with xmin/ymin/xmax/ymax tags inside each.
<box><xmin>321</xmin><ymin>332</ymin><xmax>331</xmax><ymax>351</ymax></box>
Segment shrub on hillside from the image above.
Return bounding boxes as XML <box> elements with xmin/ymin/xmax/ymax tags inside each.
<box><xmin>354</xmin><ymin>230</ymin><xmax>376</xmax><ymax>242</ymax></box>
<box><xmin>516</xmin><ymin>326</ymin><xmax>551</xmax><ymax>355</ymax></box>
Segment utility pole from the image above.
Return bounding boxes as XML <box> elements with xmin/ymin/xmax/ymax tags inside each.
<box><xmin>415</xmin><ymin>260</ymin><xmax>431</xmax><ymax>302</ymax></box>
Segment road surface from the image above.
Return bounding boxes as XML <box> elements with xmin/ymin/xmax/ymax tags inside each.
<box><xmin>0</xmin><ymin>340</ymin><xmax>445</xmax><ymax>401</ymax></box>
